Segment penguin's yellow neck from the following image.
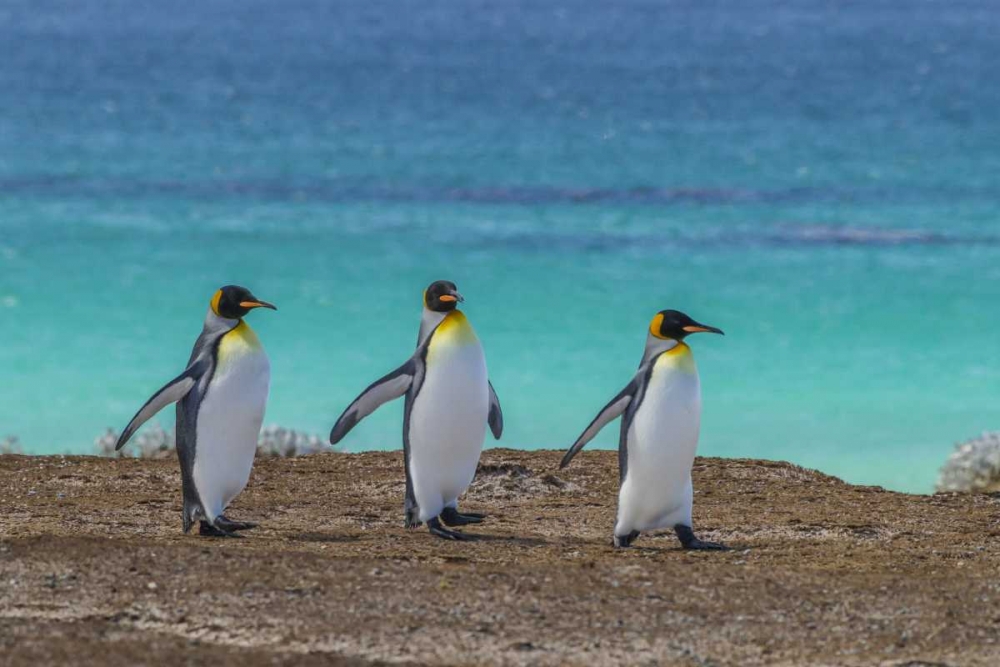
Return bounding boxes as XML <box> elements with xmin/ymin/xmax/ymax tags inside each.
<box><xmin>431</xmin><ymin>310</ymin><xmax>478</xmax><ymax>346</ymax></box>
<box><xmin>217</xmin><ymin>320</ymin><xmax>264</xmax><ymax>370</ymax></box>
<box><xmin>656</xmin><ymin>342</ymin><xmax>696</xmax><ymax>374</ymax></box>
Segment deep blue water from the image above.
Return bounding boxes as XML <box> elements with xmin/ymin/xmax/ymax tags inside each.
<box><xmin>1</xmin><ymin>0</ymin><xmax>999</xmax><ymax>492</ymax></box>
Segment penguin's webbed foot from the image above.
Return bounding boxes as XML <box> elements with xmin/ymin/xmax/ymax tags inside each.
<box><xmin>215</xmin><ymin>515</ymin><xmax>258</xmax><ymax>532</ymax></box>
<box><xmin>683</xmin><ymin>538</ymin><xmax>729</xmax><ymax>551</ymax></box>
<box><xmin>427</xmin><ymin>517</ymin><xmax>471</xmax><ymax>541</ymax></box>
<box><xmin>439</xmin><ymin>507</ymin><xmax>485</xmax><ymax>526</ymax></box>
<box><xmin>675</xmin><ymin>525</ymin><xmax>728</xmax><ymax>551</ymax></box>
<box><xmin>613</xmin><ymin>530</ymin><xmax>640</xmax><ymax>548</ymax></box>
<box><xmin>198</xmin><ymin>520</ymin><xmax>242</xmax><ymax>538</ymax></box>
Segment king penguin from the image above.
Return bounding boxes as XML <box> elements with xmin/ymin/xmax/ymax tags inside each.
<box><xmin>329</xmin><ymin>280</ymin><xmax>503</xmax><ymax>540</ymax></box>
<box><xmin>115</xmin><ymin>285</ymin><xmax>276</xmax><ymax>537</ymax></box>
<box><xmin>560</xmin><ymin>309</ymin><xmax>727</xmax><ymax>550</ymax></box>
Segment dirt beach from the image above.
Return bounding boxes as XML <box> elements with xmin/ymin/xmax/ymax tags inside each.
<box><xmin>2</xmin><ymin>449</ymin><xmax>999</xmax><ymax>666</ymax></box>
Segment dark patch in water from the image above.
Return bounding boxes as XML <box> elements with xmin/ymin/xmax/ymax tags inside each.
<box><xmin>482</xmin><ymin>225</ymin><xmax>999</xmax><ymax>253</ymax></box>
<box><xmin>5</xmin><ymin>176</ymin><xmax>997</xmax><ymax>249</ymax></box>
<box><xmin>3</xmin><ymin>175</ymin><xmax>998</xmax><ymax>209</ymax></box>
<box><xmin>763</xmin><ymin>224</ymin><xmax>962</xmax><ymax>247</ymax></box>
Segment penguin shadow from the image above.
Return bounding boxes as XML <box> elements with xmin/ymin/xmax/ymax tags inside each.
<box><xmin>616</xmin><ymin>544</ymin><xmax>680</xmax><ymax>554</ymax></box>
<box><xmin>614</xmin><ymin>542</ymin><xmax>736</xmax><ymax>554</ymax></box>
<box><xmin>454</xmin><ymin>532</ymin><xmax>549</xmax><ymax>547</ymax></box>
<box><xmin>289</xmin><ymin>531</ymin><xmax>363</xmax><ymax>544</ymax></box>
<box><xmin>285</xmin><ymin>529</ymin><xmax>546</xmax><ymax>546</ymax></box>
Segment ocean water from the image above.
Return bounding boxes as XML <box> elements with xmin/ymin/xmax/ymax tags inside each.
<box><xmin>1</xmin><ymin>0</ymin><xmax>999</xmax><ymax>492</ymax></box>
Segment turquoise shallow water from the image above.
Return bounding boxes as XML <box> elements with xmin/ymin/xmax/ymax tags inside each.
<box><xmin>1</xmin><ymin>1</ymin><xmax>999</xmax><ymax>492</ymax></box>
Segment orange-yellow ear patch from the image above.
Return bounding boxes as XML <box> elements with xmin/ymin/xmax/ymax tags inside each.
<box><xmin>649</xmin><ymin>313</ymin><xmax>666</xmax><ymax>339</ymax></box>
<box><xmin>210</xmin><ymin>289</ymin><xmax>223</xmax><ymax>315</ymax></box>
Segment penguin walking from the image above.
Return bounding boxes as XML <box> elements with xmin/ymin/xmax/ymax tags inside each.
<box><xmin>330</xmin><ymin>280</ymin><xmax>503</xmax><ymax>540</ymax></box>
<box><xmin>115</xmin><ymin>285</ymin><xmax>276</xmax><ymax>537</ymax></box>
<box><xmin>560</xmin><ymin>310</ymin><xmax>727</xmax><ymax>550</ymax></box>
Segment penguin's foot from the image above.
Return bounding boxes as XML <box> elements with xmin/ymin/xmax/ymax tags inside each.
<box><xmin>198</xmin><ymin>520</ymin><xmax>242</xmax><ymax>538</ymax></box>
<box><xmin>439</xmin><ymin>507</ymin><xmax>485</xmax><ymax>527</ymax></box>
<box><xmin>682</xmin><ymin>538</ymin><xmax>728</xmax><ymax>551</ymax></box>
<box><xmin>215</xmin><ymin>515</ymin><xmax>258</xmax><ymax>532</ymax></box>
<box><xmin>675</xmin><ymin>525</ymin><xmax>728</xmax><ymax>551</ymax></box>
<box><xmin>613</xmin><ymin>530</ymin><xmax>640</xmax><ymax>548</ymax></box>
<box><xmin>427</xmin><ymin>517</ymin><xmax>471</xmax><ymax>541</ymax></box>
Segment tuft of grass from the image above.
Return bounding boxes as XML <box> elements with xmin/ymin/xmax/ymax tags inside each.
<box><xmin>937</xmin><ymin>432</ymin><xmax>1000</xmax><ymax>493</ymax></box>
<box><xmin>97</xmin><ymin>423</ymin><xmax>336</xmax><ymax>459</ymax></box>
<box><xmin>257</xmin><ymin>424</ymin><xmax>328</xmax><ymax>457</ymax></box>
<box><xmin>0</xmin><ymin>435</ymin><xmax>22</xmax><ymax>455</ymax></box>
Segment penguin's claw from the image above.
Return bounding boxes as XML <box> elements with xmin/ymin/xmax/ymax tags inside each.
<box><xmin>427</xmin><ymin>517</ymin><xmax>471</xmax><ymax>541</ymax></box>
<box><xmin>613</xmin><ymin>530</ymin><xmax>641</xmax><ymax>548</ymax></box>
<box><xmin>439</xmin><ymin>507</ymin><xmax>485</xmax><ymax>526</ymax></box>
<box><xmin>198</xmin><ymin>520</ymin><xmax>242</xmax><ymax>538</ymax></box>
<box><xmin>675</xmin><ymin>525</ymin><xmax>728</xmax><ymax>551</ymax></box>
<box><xmin>216</xmin><ymin>515</ymin><xmax>258</xmax><ymax>531</ymax></box>
<box><xmin>404</xmin><ymin>504</ymin><xmax>422</xmax><ymax>529</ymax></box>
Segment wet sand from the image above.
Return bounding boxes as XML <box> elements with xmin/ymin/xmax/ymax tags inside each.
<box><xmin>2</xmin><ymin>449</ymin><xmax>999</xmax><ymax>666</ymax></box>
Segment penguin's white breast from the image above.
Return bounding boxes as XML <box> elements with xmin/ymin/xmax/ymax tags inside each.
<box><xmin>620</xmin><ymin>348</ymin><xmax>701</xmax><ymax>528</ymax></box>
<box><xmin>193</xmin><ymin>323</ymin><xmax>270</xmax><ymax>518</ymax></box>
<box><xmin>408</xmin><ymin>313</ymin><xmax>488</xmax><ymax>516</ymax></box>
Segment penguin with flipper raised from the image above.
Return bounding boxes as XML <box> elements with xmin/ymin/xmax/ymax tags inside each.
<box><xmin>330</xmin><ymin>280</ymin><xmax>503</xmax><ymax>540</ymax></box>
<box><xmin>561</xmin><ymin>309</ymin><xmax>727</xmax><ymax>550</ymax></box>
<box><xmin>115</xmin><ymin>285</ymin><xmax>276</xmax><ymax>537</ymax></box>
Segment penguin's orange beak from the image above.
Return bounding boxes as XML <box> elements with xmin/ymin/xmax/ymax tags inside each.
<box><xmin>682</xmin><ymin>324</ymin><xmax>723</xmax><ymax>335</ymax></box>
<box><xmin>240</xmin><ymin>300</ymin><xmax>277</xmax><ymax>311</ymax></box>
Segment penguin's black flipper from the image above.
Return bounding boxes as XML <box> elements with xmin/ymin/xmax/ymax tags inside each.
<box><xmin>116</xmin><ymin>359</ymin><xmax>208</xmax><ymax>451</ymax></box>
<box><xmin>440</xmin><ymin>507</ymin><xmax>485</xmax><ymax>526</ymax></box>
<box><xmin>427</xmin><ymin>517</ymin><xmax>471</xmax><ymax>541</ymax></box>
<box><xmin>559</xmin><ymin>379</ymin><xmax>637</xmax><ymax>469</ymax></box>
<box><xmin>487</xmin><ymin>381</ymin><xmax>503</xmax><ymax>440</ymax></box>
<box><xmin>330</xmin><ymin>360</ymin><xmax>416</xmax><ymax>444</ymax></box>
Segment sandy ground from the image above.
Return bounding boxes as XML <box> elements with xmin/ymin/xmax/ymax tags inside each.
<box><xmin>2</xmin><ymin>449</ymin><xmax>999</xmax><ymax>666</ymax></box>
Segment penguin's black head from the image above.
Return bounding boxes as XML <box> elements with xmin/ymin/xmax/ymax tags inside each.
<box><xmin>211</xmin><ymin>285</ymin><xmax>277</xmax><ymax>320</ymax></box>
<box><xmin>424</xmin><ymin>280</ymin><xmax>463</xmax><ymax>312</ymax></box>
<box><xmin>649</xmin><ymin>309</ymin><xmax>723</xmax><ymax>341</ymax></box>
